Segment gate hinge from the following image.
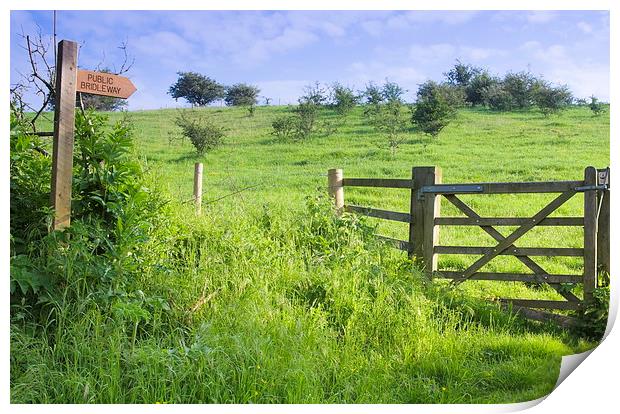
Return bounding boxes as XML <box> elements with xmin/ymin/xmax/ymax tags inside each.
<box><xmin>574</xmin><ymin>184</ymin><xmax>608</xmax><ymax>192</ymax></box>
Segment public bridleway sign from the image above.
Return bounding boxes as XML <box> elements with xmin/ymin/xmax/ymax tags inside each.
<box><xmin>76</xmin><ymin>70</ymin><xmax>137</xmax><ymax>99</ymax></box>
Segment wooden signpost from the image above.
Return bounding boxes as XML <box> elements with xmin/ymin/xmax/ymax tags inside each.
<box><xmin>51</xmin><ymin>39</ymin><xmax>137</xmax><ymax>230</ymax></box>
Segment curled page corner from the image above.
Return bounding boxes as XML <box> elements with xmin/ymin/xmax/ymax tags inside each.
<box><xmin>552</xmin><ymin>280</ymin><xmax>618</xmax><ymax>391</ymax></box>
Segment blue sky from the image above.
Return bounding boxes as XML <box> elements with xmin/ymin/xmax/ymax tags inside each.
<box><xmin>10</xmin><ymin>10</ymin><xmax>610</xmax><ymax>110</ymax></box>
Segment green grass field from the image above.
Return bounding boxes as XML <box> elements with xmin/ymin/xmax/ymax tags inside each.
<box><xmin>11</xmin><ymin>104</ymin><xmax>609</xmax><ymax>403</ymax></box>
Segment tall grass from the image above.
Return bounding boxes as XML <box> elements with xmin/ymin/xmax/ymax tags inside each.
<box><xmin>12</xmin><ymin>104</ymin><xmax>608</xmax><ymax>403</ymax></box>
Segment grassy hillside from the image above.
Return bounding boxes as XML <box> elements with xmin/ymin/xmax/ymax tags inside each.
<box><xmin>12</xmin><ymin>104</ymin><xmax>608</xmax><ymax>403</ymax></box>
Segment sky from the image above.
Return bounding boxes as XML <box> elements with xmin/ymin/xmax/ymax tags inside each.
<box><xmin>9</xmin><ymin>10</ymin><xmax>610</xmax><ymax>110</ymax></box>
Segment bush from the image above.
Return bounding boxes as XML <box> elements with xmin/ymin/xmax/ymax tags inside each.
<box><xmin>482</xmin><ymin>83</ymin><xmax>516</xmax><ymax>111</ymax></box>
<box><xmin>412</xmin><ymin>81</ymin><xmax>458</xmax><ymax>137</ymax></box>
<box><xmin>360</xmin><ymin>82</ymin><xmax>384</xmax><ymax>106</ymax></box>
<box><xmin>589</xmin><ymin>95</ymin><xmax>604</xmax><ymax>115</ymax></box>
<box><xmin>502</xmin><ymin>71</ymin><xmax>537</xmax><ymax>109</ymax></box>
<box><xmin>369</xmin><ymin>100</ymin><xmax>408</xmax><ymax>155</ymax></box>
<box><xmin>300</xmin><ymin>81</ymin><xmax>328</xmax><ymax>106</ymax></box>
<box><xmin>168</xmin><ymin>72</ymin><xmax>225</xmax><ymax>106</ymax></box>
<box><xmin>532</xmin><ymin>81</ymin><xmax>572</xmax><ymax>116</ymax></box>
<box><xmin>174</xmin><ymin>110</ymin><xmax>226</xmax><ymax>154</ymax></box>
<box><xmin>271</xmin><ymin>115</ymin><xmax>299</xmax><ymax>140</ymax></box>
<box><xmin>444</xmin><ymin>60</ymin><xmax>481</xmax><ymax>88</ymax></box>
<box><xmin>381</xmin><ymin>80</ymin><xmax>406</xmax><ymax>104</ymax></box>
<box><xmin>466</xmin><ymin>71</ymin><xmax>499</xmax><ymax>106</ymax></box>
<box><xmin>330</xmin><ymin>82</ymin><xmax>359</xmax><ymax>115</ymax></box>
<box><xmin>224</xmin><ymin>83</ymin><xmax>260</xmax><ymax>116</ymax></box>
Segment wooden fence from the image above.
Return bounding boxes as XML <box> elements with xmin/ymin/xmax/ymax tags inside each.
<box><xmin>327</xmin><ymin>166</ymin><xmax>610</xmax><ymax>327</ymax></box>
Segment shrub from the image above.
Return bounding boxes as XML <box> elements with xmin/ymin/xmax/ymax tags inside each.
<box><xmin>300</xmin><ymin>81</ymin><xmax>328</xmax><ymax>106</ymax></box>
<box><xmin>532</xmin><ymin>81</ymin><xmax>572</xmax><ymax>116</ymax></box>
<box><xmin>444</xmin><ymin>60</ymin><xmax>481</xmax><ymax>88</ymax></box>
<box><xmin>224</xmin><ymin>83</ymin><xmax>260</xmax><ymax>116</ymax></box>
<box><xmin>412</xmin><ymin>81</ymin><xmax>458</xmax><ymax>137</ymax></box>
<box><xmin>482</xmin><ymin>83</ymin><xmax>516</xmax><ymax>111</ymax></box>
<box><xmin>466</xmin><ymin>71</ymin><xmax>499</xmax><ymax>106</ymax></box>
<box><xmin>168</xmin><ymin>72</ymin><xmax>225</xmax><ymax>106</ymax></box>
<box><xmin>360</xmin><ymin>82</ymin><xmax>384</xmax><ymax>106</ymax></box>
<box><xmin>589</xmin><ymin>95</ymin><xmax>604</xmax><ymax>115</ymax></box>
<box><xmin>370</xmin><ymin>100</ymin><xmax>408</xmax><ymax>155</ymax></box>
<box><xmin>174</xmin><ymin>110</ymin><xmax>226</xmax><ymax>154</ymax></box>
<box><xmin>292</xmin><ymin>101</ymin><xmax>319</xmax><ymax>139</ymax></box>
<box><xmin>502</xmin><ymin>71</ymin><xmax>537</xmax><ymax>109</ymax></box>
<box><xmin>330</xmin><ymin>82</ymin><xmax>359</xmax><ymax>115</ymax></box>
<box><xmin>381</xmin><ymin>80</ymin><xmax>406</xmax><ymax>104</ymax></box>
<box><xmin>271</xmin><ymin>115</ymin><xmax>299</xmax><ymax>140</ymax></box>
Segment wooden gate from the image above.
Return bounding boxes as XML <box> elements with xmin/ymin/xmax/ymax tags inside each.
<box><xmin>327</xmin><ymin>166</ymin><xmax>610</xmax><ymax>327</ymax></box>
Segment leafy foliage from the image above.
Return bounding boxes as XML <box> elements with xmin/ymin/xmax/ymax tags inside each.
<box><xmin>330</xmin><ymin>82</ymin><xmax>359</xmax><ymax>115</ymax></box>
<box><xmin>168</xmin><ymin>72</ymin><xmax>225</xmax><ymax>106</ymax></box>
<box><xmin>173</xmin><ymin>110</ymin><xmax>226</xmax><ymax>154</ymax></box>
<box><xmin>224</xmin><ymin>83</ymin><xmax>260</xmax><ymax>108</ymax></box>
<box><xmin>589</xmin><ymin>95</ymin><xmax>604</xmax><ymax>115</ymax></box>
<box><xmin>532</xmin><ymin>81</ymin><xmax>572</xmax><ymax>116</ymax></box>
<box><xmin>412</xmin><ymin>81</ymin><xmax>460</xmax><ymax>137</ymax></box>
<box><xmin>300</xmin><ymin>81</ymin><xmax>328</xmax><ymax>106</ymax></box>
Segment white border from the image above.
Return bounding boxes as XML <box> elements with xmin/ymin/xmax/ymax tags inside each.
<box><xmin>3</xmin><ymin>1</ymin><xmax>617</xmax><ymax>413</ymax></box>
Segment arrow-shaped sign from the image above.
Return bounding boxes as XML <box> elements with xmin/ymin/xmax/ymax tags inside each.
<box><xmin>76</xmin><ymin>70</ymin><xmax>137</xmax><ymax>99</ymax></box>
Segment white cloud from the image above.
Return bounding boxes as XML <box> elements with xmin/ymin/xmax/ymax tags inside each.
<box><xmin>526</xmin><ymin>11</ymin><xmax>557</xmax><ymax>24</ymax></box>
<box><xmin>577</xmin><ymin>21</ymin><xmax>593</xmax><ymax>34</ymax></box>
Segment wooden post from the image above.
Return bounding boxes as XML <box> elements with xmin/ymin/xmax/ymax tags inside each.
<box><xmin>583</xmin><ymin>166</ymin><xmax>598</xmax><ymax>303</ymax></box>
<box><xmin>423</xmin><ymin>167</ymin><xmax>442</xmax><ymax>278</ymax></box>
<box><xmin>410</xmin><ymin>167</ymin><xmax>440</xmax><ymax>275</ymax></box>
<box><xmin>50</xmin><ymin>40</ymin><xmax>78</xmax><ymax>231</ymax></box>
<box><xmin>328</xmin><ymin>168</ymin><xmax>344</xmax><ymax>215</ymax></box>
<box><xmin>194</xmin><ymin>162</ymin><xmax>203</xmax><ymax>215</ymax></box>
<box><xmin>597</xmin><ymin>168</ymin><xmax>610</xmax><ymax>276</ymax></box>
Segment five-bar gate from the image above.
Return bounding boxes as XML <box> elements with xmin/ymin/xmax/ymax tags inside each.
<box><xmin>327</xmin><ymin>166</ymin><xmax>610</xmax><ymax>327</ymax></box>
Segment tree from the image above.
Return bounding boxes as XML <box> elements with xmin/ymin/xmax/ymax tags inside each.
<box><xmin>370</xmin><ymin>100</ymin><xmax>408</xmax><ymax>155</ymax></box>
<box><xmin>300</xmin><ymin>81</ymin><xmax>328</xmax><ymax>106</ymax></box>
<box><xmin>224</xmin><ymin>83</ymin><xmax>260</xmax><ymax>107</ymax></box>
<box><xmin>330</xmin><ymin>82</ymin><xmax>359</xmax><ymax>115</ymax></box>
<box><xmin>381</xmin><ymin>79</ymin><xmax>406</xmax><ymax>104</ymax></box>
<box><xmin>532</xmin><ymin>80</ymin><xmax>572</xmax><ymax>116</ymax></box>
<box><xmin>466</xmin><ymin>70</ymin><xmax>499</xmax><ymax>106</ymax></box>
<box><xmin>360</xmin><ymin>82</ymin><xmax>384</xmax><ymax>105</ymax></box>
<box><xmin>589</xmin><ymin>95</ymin><xmax>604</xmax><ymax>116</ymax></box>
<box><xmin>444</xmin><ymin>60</ymin><xmax>481</xmax><ymax>87</ymax></box>
<box><xmin>168</xmin><ymin>72</ymin><xmax>225</xmax><ymax>106</ymax></box>
<box><xmin>502</xmin><ymin>71</ymin><xmax>537</xmax><ymax>109</ymax></box>
<box><xmin>411</xmin><ymin>81</ymin><xmax>458</xmax><ymax>137</ymax></box>
<box><xmin>482</xmin><ymin>83</ymin><xmax>516</xmax><ymax>111</ymax></box>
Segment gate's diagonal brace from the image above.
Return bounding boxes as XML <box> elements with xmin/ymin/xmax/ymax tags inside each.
<box><xmin>444</xmin><ymin>193</ymin><xmax>580</xmax><ymax>302</ymax></box>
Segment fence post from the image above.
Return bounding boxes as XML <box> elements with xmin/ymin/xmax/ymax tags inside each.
<box><xmin>50</xmin><ymin>40</ymin><xmax>78</xmax><ymax>230</ymax></box>
<box><xmin>410</xmin><ymin>166</ymin><xmax>440</xmax><ymax>277</ymax></box>
<box><xmin>597</xmin><ymin>168</ymin><xmax>610</xmax><ymax>276</ymax></box>
<box><xmin>194</xmin><ymin>162</ymin><xmax>203</xmax><ymax>215</ymax></box>
<box><xmin>423</xmin><ymin>167</ymin><xmax>442</xmax><ymax>278</ymax></box>
<box><xmin>328</xmin><ymin>168</ymin><xmax>344</xmax><ymax>215</ymax></box>
<box><xmin>583</xmin><ymin>166</ymin><xmax>598</xmax><ymax>304</ymax></box>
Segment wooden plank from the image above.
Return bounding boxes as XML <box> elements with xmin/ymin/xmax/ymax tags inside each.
<box><xmin>453</xmin><ymin>190</ymin><xmax>576</xmax><ymax>285</ymax></box>
<box><xmin>342</xmin><ymin>178</ymin><xmax>413</xmax><ymax>189</ymax></box>
<box><xmin>374</xmin><ymin>234</ymin><xmax>410</xmax><ymax>251</ymax></box>
<box><xmin>501</xmin><ymin>304</ymin><xmax>580</xmax><ymax>328</ymax></box>
<box><xmin>436</xmin><ymin>271</ymin><xmax>582</xmax><ymax>284</ymax></box>
<box><xmin>434</xmin><ymin>246</ymin><xmax>584</xmax><ymax>257</ymax></box>
<box><xmin>423</xmin><ymin>167</ymin><xmax>442</xmax><ymax>277</ymax></box>
<box><xmin>583</xmin><ymin>166</ymin><xmax>598</xmax><ymax>303</ymax></box>
<box><xmin>498</xmin><ymin>298</ymin><xmax>581</xmax><ymax>311</ymax></box>
<box><xmin>444</xmin><ymin>194</ymin><xmax>581</xmax><ymax>303</ymax></box>
<box><xmin>427</xmin><ymin>180</ymin><xmax>583</xmax><ymax>194</ymax></box>
<box><xmin>51</xmin><ymin>40</ymin><xmax>78</xmax><ymax>231</ymax></box>
<box><xmin>344</xmin><ymin>205</ymin><xmax>411</xmax><ymax>223</ymax></box>
<box><xmin>435</xmin><ymin>217</ymin><xmax>584</xmax><ymax>226</ymax></box>
<box><xmin>597</xmin><ymin>168</ymin><xmax>610</xmax><ymax>275</ymax></box>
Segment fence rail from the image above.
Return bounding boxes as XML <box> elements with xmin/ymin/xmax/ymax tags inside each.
<box><xmin>327</xmin><ymin>166</ymin><xmax>611</xmax><ymax>327</ymax></box>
